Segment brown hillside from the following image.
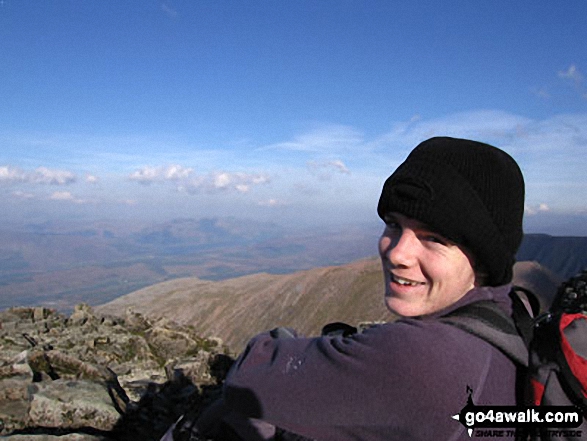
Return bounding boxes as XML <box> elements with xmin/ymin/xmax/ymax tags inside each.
<box><xmin>97</xmin><ymin>257</ymin><xmax>391</xmax><ymax>351</ymax></box>
<box><xmin>97</xmin><ymin>259</ymin><xmax>557</xmax><ymax>351</ymax></box>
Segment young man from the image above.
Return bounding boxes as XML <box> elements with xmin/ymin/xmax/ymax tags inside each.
<box><xmin>163</xmin><ymin>136</ymin><xmax>526</xmax><ymax>441</ymax></box>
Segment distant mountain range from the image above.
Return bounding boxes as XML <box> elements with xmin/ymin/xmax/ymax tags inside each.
<box><xmin>1</xmin><ymin>216</ymin><xmax>585</xmax><ymax>314</ymax></box>
<box><xmin>516</xmin><ymin>234</ymin><xmax>587</xmax><ymax>280</ymax></box>
<box><xmin>0</xmin><ymin>217</ymin><xmax>376</xmax><ymax>310</ymax></box>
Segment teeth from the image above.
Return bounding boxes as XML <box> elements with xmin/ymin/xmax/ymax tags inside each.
<box><xmin>393</xmin><ymin>275</ymin><xmax>422</xmax><ymax>286</ymax></box>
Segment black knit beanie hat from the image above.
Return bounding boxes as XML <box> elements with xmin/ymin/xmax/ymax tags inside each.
<box><xmin>377</xmin><ymin>137</ymin><xmax>525</xmax><ymax>286</ymax></box>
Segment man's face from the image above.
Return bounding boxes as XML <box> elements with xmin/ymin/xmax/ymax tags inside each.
<box><xmin>378</xmin><ymin>212</ymin><xmax>476</xmax><ymax>317</ymax></box>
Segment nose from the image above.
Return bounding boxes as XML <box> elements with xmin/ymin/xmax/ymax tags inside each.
<box><xmin>385</xmin><ymin>228</ymin><xmax>418</xmax><ymax>268</ymax></box>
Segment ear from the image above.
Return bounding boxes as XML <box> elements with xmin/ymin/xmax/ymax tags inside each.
<box><xmin>474</xmin><ymin>267</ymin><xmax>489</xmax><ymax>287</ymax></box>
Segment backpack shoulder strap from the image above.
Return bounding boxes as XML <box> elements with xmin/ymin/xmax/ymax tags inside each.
<box><xmin>440</xmin><ymin>296</ymin><xmax>530</xmax><ymax>366</ymax></box>
<box><xmin>510</xmin><ymin>285</ymin><xmax>540</xmax><ymax>345</ymax></box>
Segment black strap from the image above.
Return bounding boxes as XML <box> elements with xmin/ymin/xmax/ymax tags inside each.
<box><xmin>510</xmin><ymin>286</ymin><xmax>539</xmax><ymax>347</ymax></box>
<box><xmin>443</xmin><ymin>288</ymin><xmax>539</xmax><ymax>348</ymax></box>
<box><xmin>443</xmin><ymin>300</ymin><xmax>520</xmax><ymax>335</ymax></box>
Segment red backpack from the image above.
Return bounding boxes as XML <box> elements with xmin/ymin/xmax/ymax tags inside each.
<box><xmin>528</xmin><ymin>271</ymin><xmax>587</xmax><ymax>438</ymax></box>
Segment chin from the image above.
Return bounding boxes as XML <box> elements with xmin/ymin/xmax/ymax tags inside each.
<box><xmin>385</xmin><ymin>298</ymin><xmax>424</xmax><ymax>317</ymax></box>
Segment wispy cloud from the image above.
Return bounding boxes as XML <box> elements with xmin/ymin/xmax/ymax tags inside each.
<box><xmin>262</xmin><ymin>125</ymin><xmax>364</xmax><ymax>153</ymax></box>
<box><xmin>48</xmin><ymin>191</ymin><xmax>88</xmax><ymax>204</ymax></box>
<box><xmin>370</xmin><ymin>111</ymin><xmax>587</xmax><ymax>212</ymax></box>
<box><xmin>558</xmin><ymin>64</ymin><xmax>587</xmax><ymax>99</ymax></box>
<box><xmin>12</xmin><ymin>190</ymin><xmax>35</xmax><ymax>199</ymax></box>
<box><xmin>307</xmin><ymin>159</ymin><xmax>351</xmax><ymax>180</ymax></box>
<box><xmin>558</xmin><ymin>65</ymin><xmax>583</xmax><ymax>85</ymax></box>
<box><xmin>3</xmin><ymin>110</ymin><xmax>586</xmax><ymax>225</ymax></box>
<box><xmin>161</xmin><ymin>3</ymin><xmax>178</xmax><ymax>18</ymax></box>
<box><xmin>242</xmin><ymin>111</ymin><xmax>587</xmax><ymax>214</ymax></box>
<box><xmin>531</xmin><ymin>87</ymin><xmax>550</xmax><ymax>99</ymax></box>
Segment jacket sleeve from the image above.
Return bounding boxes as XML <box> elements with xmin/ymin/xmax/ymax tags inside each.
<box><xmin>222</xmin><ymin>319</ymin><xmax>496</xmax><ymax>438</ymax></box>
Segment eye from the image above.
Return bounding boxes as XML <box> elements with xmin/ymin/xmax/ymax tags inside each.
<box><xmin>385</xmin><ymin>222</ymin><xmax>401</xmax><ymax>233</ymax></box>
<box><xmin>423</xmin><ymin>234</ymin><xmax>448</xmax><ymax>245</ymax></box>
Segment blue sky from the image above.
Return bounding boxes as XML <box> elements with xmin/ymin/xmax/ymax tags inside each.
<box><xmin>1</xmin><ymin>1</ymin><xmax>586</xmax><ymax>234</ymax></box>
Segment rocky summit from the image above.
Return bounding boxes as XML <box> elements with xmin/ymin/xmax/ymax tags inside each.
<box><xmin>0</xmin><ymin>304</ymin><xmax>235</xmax><ymax>441</ymax></box>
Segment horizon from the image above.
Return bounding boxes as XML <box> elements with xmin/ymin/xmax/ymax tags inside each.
<box><xmin>1</xmin><ymin>1</ymin><xmax>587</xmax><ymax>236</ymax></box>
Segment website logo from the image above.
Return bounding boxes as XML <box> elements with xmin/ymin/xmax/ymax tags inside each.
<box><xmin>451</xmin><ymin>387</ymin><xmax>584</xmax><ymax>438</ymax></box>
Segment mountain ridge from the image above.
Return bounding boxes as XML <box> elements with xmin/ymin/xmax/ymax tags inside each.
<box><xmin>97</xmin><ymin>257</ymin><xmax>560</xmax><ymax>351</ymax></box>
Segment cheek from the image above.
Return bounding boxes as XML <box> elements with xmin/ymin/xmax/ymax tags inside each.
<box><xmin>444</xmin><ymin>256</ymin><xmax>476</xmax><ymax>293</ymax></box>
<box><xmin>428</xmin><ymin>250</ymin><xmax>476</xmax><ymax>293</ymax></box>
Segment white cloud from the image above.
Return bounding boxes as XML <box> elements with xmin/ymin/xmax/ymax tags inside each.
<box><xmin>3</xmin><ymin>110</ymin><xmax>586</xmax><ymax>226</ymax></box>
<box><xmin>213</xmin><ymin>172</ymin><xmax>232</xmax><ymax>189</ymax></box>
<box><xmin>164</xmin><ymin>165</ymin><xmax>192</xmax><ymax>180</ymax></box>
<box><xmin>49</xmin><ymin>191</ymin><xmax>75</xmax><ymax>201</ymax></box>
<box><xmin>258</xmin><ymin>198</ymin><xmax>287</xmax><ymax>207</ymax></box>
<box><xmin>185</xmin><ymin>171</ymin><xmax>271</xmax><ymax>194</ymax></box>
<box><xmin>0</xmin><ymin>166</ymin><xmax>27</xmax><ymax>183</ymax></box>
<box><xmin>129</xmin><ymin>166</ymin><xmax>160</xmax><ymax>183</ymax></box>
<box><xmin>525</xmin><ymin>203</ymin><xmax>551</xmax><ymax>216</ymax></box>
<box><xmin>0</xmin><ymin>165</ymin><xmax>76</xmax><ymax>185</ymax></box>
<box><xmin>129</xmin><ymin>165</ymin><xmax>194</xmax><ymax>184</ymax></box>
<box><xmin>48</xmin><ymin>191</ymin><xmax>89</xmax><ymax>204</ymax></box>
<box><xmin>132</xmin><ymin>166</ymin><xmax>272</xmax><ymax>195</ymax></box>
<box><xmin>33</xmin><ymin>167</ymin><xmax>76</xmax><ymax>185</ymax></box>
<box><xmin>86</xmin><ymin>174</ymin><xmax>99</xmax><ymax>184</ymax></box>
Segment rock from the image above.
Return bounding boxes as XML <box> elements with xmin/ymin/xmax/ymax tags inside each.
<box><xmin>0</xmin><ymin>305</ymin><xmax>233</xmax><ymax>440</ymax></box>
<box><xmin>123</xmin><ymin>308</ymin><xmax>151</xmax><ymax>333</ymax></box>
<box><xmin>0</xmin><ymin>434</ymin><xmax>108</xmax><ymax>441</ymax></box>
<box><xmin>33</xmin><ymin>307</ymin><xmax>49</xmax><ymax>323</ymax></box>
<box><xmin>0</xmin><ymin>377</ymin><xmax>31</xmax><ymax>434</ymax></box>
<box><xmin>68</xmin><ymin>304</ymin><xmax>98</xmax><ymax>327</ymax></box>
<box><xmin>28</xmin><ymin>380</ymin><xmax>121</xmax><ymax>430</ymax></box>
<box><xmin>144</xmin><ymin>326</ymin><xmax>200</xmax><ymax>363</ymax></box>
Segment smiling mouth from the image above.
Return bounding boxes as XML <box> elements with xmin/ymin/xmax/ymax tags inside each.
<box><xmin>391</xmin><ymin>274</ymin><xmax>425</xmax><ymax>287</ymax></box>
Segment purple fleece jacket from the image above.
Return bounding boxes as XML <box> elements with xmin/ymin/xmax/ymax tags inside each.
<box><xmin>223</xmin><ymin>285</ymin><xmax>519</xmax><ymax>441</ymax></box>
